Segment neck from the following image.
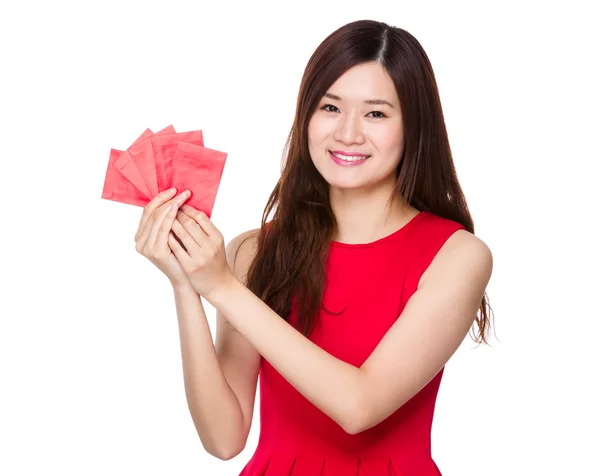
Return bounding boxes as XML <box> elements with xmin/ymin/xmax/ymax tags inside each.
<box><xmin>330</xmin><ymin>188</ymin><xmax>417</xmax><ymax>244</ymax></box>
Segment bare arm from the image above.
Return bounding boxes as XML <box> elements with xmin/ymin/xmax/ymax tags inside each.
<box><xmin>204</xmin><ymin>230</ymin><xmax>493</xmax><ymax>434</ymax></box>
<box><xmin>175</xmin><ymin>229</ymin><xmax>261</xmax><ymax>459</ymax></box>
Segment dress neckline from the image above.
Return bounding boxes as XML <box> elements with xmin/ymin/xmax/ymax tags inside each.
<box><xmin>330</xmin><ymin>210</ymin><xmax>427</xmax><ymax>249</ymax></box>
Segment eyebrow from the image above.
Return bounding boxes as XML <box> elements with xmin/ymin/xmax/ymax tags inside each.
<box><xmin>323</xmin><ymin>92</ymin><xmax>395</xmax><ymax>108</ymax></box>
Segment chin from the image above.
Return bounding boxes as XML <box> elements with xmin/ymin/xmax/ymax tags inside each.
<box><xmin>322</xmin><ymin>175</ymin><xmax>366</xmax><ymax>190</ymax></box>
<box><xmin>312</xmin><ymin>158</ymin><xmax>370</xmax><ymax>189</ymax></box>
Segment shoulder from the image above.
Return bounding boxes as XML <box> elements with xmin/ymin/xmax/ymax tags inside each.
<box><xmin>445</xmin><ymin>229</ymin><xmax>493</xmax><ymax>267</ymax></box>
<box><xmin>420</xmin><ymin>212</ymin><xmax>492</xmax><ymax>262</ymax></box>
<box><xmin>419</xmin><ymin>227</ymin><xmax>493</xmax><ymax>291</ymax></box>
<box><xmin>225</xmin><ymin>227</ymin><xmax>262</xmax><ymax>277</ymax></box>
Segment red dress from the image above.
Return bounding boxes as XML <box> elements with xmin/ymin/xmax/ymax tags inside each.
<box><xmin>239</xmin><ymin>211</ymin><xmax>467</xmax><ymax>475</ymax></box>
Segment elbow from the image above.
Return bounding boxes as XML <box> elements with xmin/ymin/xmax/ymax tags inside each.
<box><xmin>342</xmin><ymin>422</ymin><xmax>361</xmax><ymax>436</ymax></box>
<box><xmin>342</xmin><ymin>416</ymin><xmax>367</xmax><ymax>436</ymax></box>
<box><xmin>342</xmin><ymin>413</ymin><xmax>367</xmax><ymax>435</ymax></box>
<box><xmin>344</xmin><ymin>408</ymin><xmax>375</xmax><ymax>435</ymax></box>
<box><xmin>201</xmin><ymin>434</ymin><xmax>246</xmax><ymax>461</ymax></box>
<box><xmin>214</xmin><ymin>447</ymin><xmax>243</xmax><ymax>461</ymax></box>
<box><xmin>192</xmin><ymin>405</ymin><xmax>249</xmax><ymax>460</ymax></box>
<box><xmin>341</xmin><ymin>388</ymin><xmax>371</xmax><ymax>435</ymax></box>
<box><xmin>206</xmin><ymin>441</ymin><xmax>245</xmax><ymax>461</ymax></box>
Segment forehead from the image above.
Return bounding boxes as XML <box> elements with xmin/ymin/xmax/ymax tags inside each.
<box><xmin>325</xmin><ymin>62</ymin><xmax>399</xmax><ymax>107</ymax></box>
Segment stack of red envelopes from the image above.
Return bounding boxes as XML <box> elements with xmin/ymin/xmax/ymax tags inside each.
<box><xmin>101</xmin><ymin>125</ymin><xmax>227</xmax><ymax>218</ymax></box>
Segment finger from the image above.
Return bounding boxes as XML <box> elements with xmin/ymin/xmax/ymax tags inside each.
<box><xmin>146</xmin><ymin>191</ymin><xmax>190</xmax><ymax>248</ymax></box>
<box><xmin>154</xmin><ymin>202</ymin><xmax>180</xmax><ymax>250</ymax></box>
<box><xmin>135</xmin><ymin>188</ymin><xmax>177</xmax><ymax>241</ymax></box>
<box><xmin>171</xmin><ymin>218</ymin><xmax>202</xmax><ymax>257</ymax></box>
<box><xmin>168</xmin><ymin>231</ymin><xmax>191</xmax><ymax>266</ymax></box>
<box><xmin>179</xmin><ymin>205</ymin><xmax>219</xmax><ymax>238</ymax></box>
<box><xmin>144</xmin><ymin>201</ymin><xmax>177</xmax><ymax>251</ymax></box>
<box><xmin>176</xmin><ymin>206</ymin><xmax>195</xmax><ymax>219</ymax></box>
<box><xmin>170</xmin><ymin>231</ymin><xmax>187</xmax><ymax>253</ymax></box>
<box><xmin>176</xmin><ymin>210</ymin><xmax>210</xmax><ymax>246</ymax></box>
<box><xmin>138</xmin><ymin>191</ymin><xmax>189</xmax><ymax>248</ymax></box>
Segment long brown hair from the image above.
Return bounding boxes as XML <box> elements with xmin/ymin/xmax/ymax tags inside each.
<box><xmin>242</xmin><ymin>20</ymin><xmax>495</xmax><ymax>345</ymax></box>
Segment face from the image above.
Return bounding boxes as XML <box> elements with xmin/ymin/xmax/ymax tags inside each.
<box><xmin>307</xmin><ymin>61</ymin><xmax>404</xmax><ymax>194</ymax></box>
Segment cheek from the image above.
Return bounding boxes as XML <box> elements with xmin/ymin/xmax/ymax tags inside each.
<box><xmin>308</xmin><ymin>116</ymin><xmax>329</xmax><ymax>143</ymax></box>
<box><xmin>373</xmin><ymin>126</ymin><xmax>404</xmax><ymax>153</ymax></box>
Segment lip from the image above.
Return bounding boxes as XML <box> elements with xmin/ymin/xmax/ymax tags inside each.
<box><xmin>330</xmin><ymin>150</ymin><xmax>370</xmax><ymax>157</ymax></box>
<box><xmin>329</xmin><ymin>150</ymin><xmax>370</xmax><ymax>166</ymax></box>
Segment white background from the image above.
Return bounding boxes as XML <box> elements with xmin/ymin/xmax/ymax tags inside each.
<box><xmin>1</xmin><ymin>1</ymin><xmax>598</xmax><ymax>475</ymax></box>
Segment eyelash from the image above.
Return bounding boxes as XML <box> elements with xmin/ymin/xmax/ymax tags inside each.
<box><xmin>320</xmin><ymin>104</ymin><xmax>387</xmax><ymax>118</ymax></box>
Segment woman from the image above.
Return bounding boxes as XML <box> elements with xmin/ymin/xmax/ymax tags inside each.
<box><xmin>134</xmin><ymin>19</ymin><xmax>494</xmax><ymax>476</ymax></box>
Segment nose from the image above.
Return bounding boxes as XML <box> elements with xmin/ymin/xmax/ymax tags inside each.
<box><xmin>333</xmin><ymin>111</ymin><xmax>365</xmax><ymax>145</ymax></box>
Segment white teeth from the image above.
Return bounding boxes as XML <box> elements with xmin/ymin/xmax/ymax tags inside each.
<box><xmin>332</xmin><ymin>152</ymin><xmax>369</xmax><ymax>161</ymax></box>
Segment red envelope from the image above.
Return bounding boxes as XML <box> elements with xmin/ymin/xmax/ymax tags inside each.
<box><xmin>113</xmin><ymin>125</ymin><xmax>176</xmax><ymax>198</ymax></box>
<box><xmin>112</xmin><ymin>150</ymin><xmax>153</xmax><ymax>198</ymax></box>
<box><xmin>152</xmin><ymin>130</ymin><xmax>204</xmax><ymax>192</ymax></box>
<box><xmin>168</xmin><ymin>141</ymin><xmax>227</xmax><ymax>218</ymax></box>
<box><xmin>126</xmin><ymin>124</ymin><xmax>176</xmax><ymax>197</ymax></box>
<box><xmin>102</xmin><ymin>149</ymin><xmax>151</xmax><ymax>207</ymax></box>
<box><xmin>101</xmin><ymin>128</ymin><xmax>154</xmax><ymax>205</ymax></box>
<box><xmin>102</xmin><ymin>126</ymin><xmax>226</xmax><ymax>215</ymax></box>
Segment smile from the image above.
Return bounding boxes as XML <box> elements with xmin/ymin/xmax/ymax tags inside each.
<box><xmin>329</xmin><ymin>150</ymin><xmax>371</xmax><ymax>166</ymax></box>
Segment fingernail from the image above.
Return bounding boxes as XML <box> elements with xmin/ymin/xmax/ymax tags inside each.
<box><xmin>167</xmin><ymin>188</ymin><xmax>176</xmax><ymax>194</ymax></box>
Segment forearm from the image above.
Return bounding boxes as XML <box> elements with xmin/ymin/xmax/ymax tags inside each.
<box><xmin>206</xmin><ymin>276</ymin><xmax>363</xmax><ymax>434</ymax></box>
<box><xmin>173</xmin><ymin>284</ymin><xmax>245</xmax><ymax>459</ymax></box>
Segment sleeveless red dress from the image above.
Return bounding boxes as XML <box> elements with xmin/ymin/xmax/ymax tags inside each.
<box><xmin>239</xmin><ymin>211</ymin><xmax>467</xmax><ymax>476</ymax></box>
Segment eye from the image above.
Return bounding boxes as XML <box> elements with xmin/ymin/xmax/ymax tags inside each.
<box><xmin>368</xmin><ymin>111</ymin><xmax>387</xmax><ymax>118</ymax></box>
<box><xmin>320</xmin><ymin>104</ymin><xmax>387</xmax><ymax>118</ymax></box>
<box><xmin>321</xmin><ymin>104</ymin><xmax>339</xmax><ymax>113</ymax></box>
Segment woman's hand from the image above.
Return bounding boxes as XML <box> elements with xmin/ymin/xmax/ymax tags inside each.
<box><xmin>167</xmin><ymin>204</ymin><xmax>235</xmax><ymax>299</ymax></box>
<box><xmin>134</xmin><ymin>188</ymin><xmax>193</xmax><ymax>288</ymax></box>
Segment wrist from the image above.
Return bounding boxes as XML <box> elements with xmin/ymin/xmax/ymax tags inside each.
<box><xmin>170</xmin><ymin>279</ymin><xmax>197</xmax><ymax>295</ymax></box>
<box><xmin>204</xmin><ymin>272</ymin><xmax>238</xmax><ymax>307</ymax></box>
